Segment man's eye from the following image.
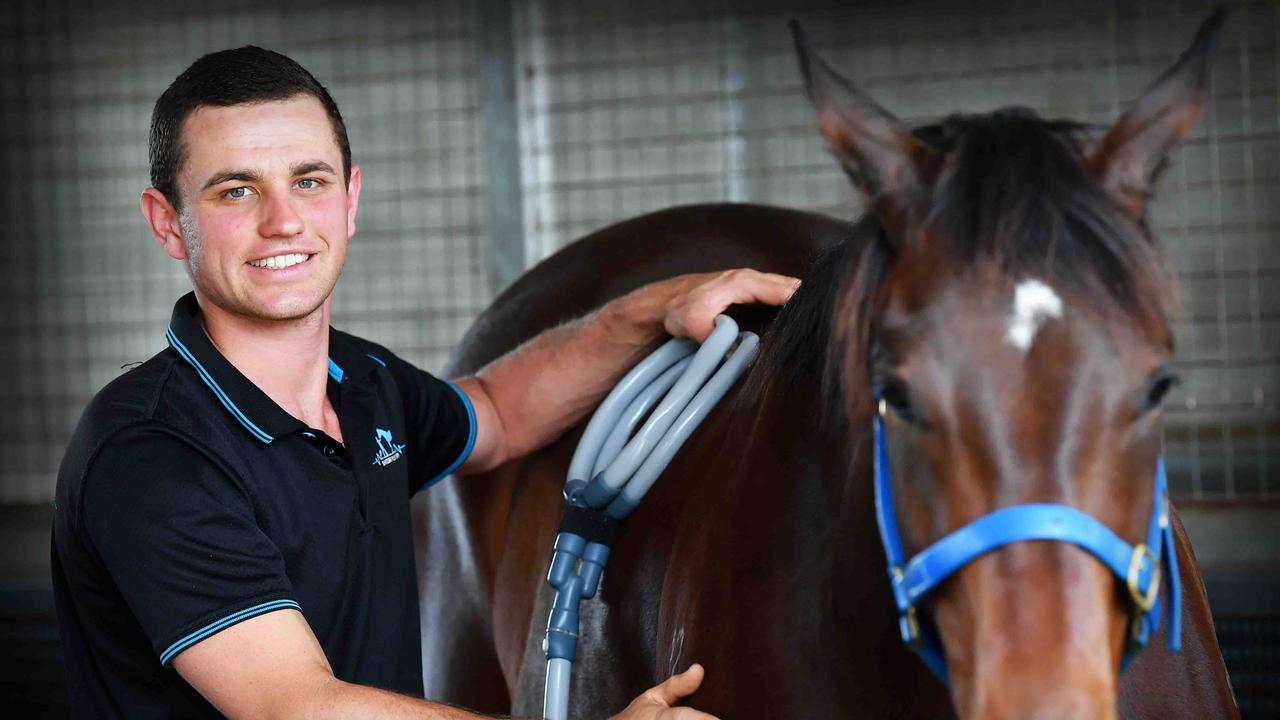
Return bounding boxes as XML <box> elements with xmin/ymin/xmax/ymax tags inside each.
<box><xmin>296</xmin><ymin>178</ymin><xmax>322</xmax><ymax>190</ymax></box>
<box><xmin>224</xmin><ymin>186</ymin><xmax>253</xmax><ymax>200</ymax></box>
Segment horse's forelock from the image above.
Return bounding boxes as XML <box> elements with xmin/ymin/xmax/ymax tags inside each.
<box><xmin>920</xmin><ymin>109</ymin><xmax>1176</xmax><ymax>342</ymax></box>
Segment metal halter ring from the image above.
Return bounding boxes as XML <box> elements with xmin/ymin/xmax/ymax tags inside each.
<box><xmin>1126</xmin><ymin>543</ymin><xmax>1161</xmax><ymax>612</ymax></box>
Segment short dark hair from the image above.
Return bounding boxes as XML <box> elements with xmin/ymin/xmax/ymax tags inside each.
<box><xmin>149</xmin><ymin>46</ymin><xmax>352</xmax><ymax>210</ymax></box>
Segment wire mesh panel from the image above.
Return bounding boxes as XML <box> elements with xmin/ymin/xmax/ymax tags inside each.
<box><xmin>0</xmin><ymin>0</ymin><xmax>491</xmax><ymax>504</ymax></box>
<box><xmin>1218</xmin><ymin>616</ymin><xmax>1280</xmax><ymax>718</ymax></box>
<box><xmin>1</xmin><ymin>2</ymin><xmax>1277</xmax><ymax>716</ymax></box>
<box><xmin>513</xmin><ymin>0</ymin><xmax>1280</xmax><ymax>502</ymax></box>
<box><xmin>516</xmin><ymin>1</ymin><xmax>748</xmax><ymax>258</ymax></box>
<box><xmin>4</xmin><ymin>0</ymin><xmax>1277</xmax><ymax>506</ymax></box>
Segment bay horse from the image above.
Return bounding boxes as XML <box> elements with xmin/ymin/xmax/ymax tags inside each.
<box><xmin>413</xmin><ymin>11</ymin><xmax>1238</xmax><ymax>719</ymax></box>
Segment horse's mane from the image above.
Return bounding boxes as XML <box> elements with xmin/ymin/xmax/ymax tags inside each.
<box><xmin>751</xmin><ymin>108</ymin><xmax>1176</xmax><ymax>423</ymax></box>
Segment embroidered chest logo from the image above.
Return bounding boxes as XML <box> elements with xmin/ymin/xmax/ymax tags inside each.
<box><xmin>372</xmin><ymin>428</ymin><xmax>407</xmax><ymax>467</ymax></box>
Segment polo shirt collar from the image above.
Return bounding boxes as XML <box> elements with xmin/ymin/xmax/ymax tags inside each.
<box><xmin>325</xmin><ymin>328</ymin><xmax>383</xmax><ymax>385</ymax></box>
<box><xmin>165</xmin><ymin>292</ymin><xmax>377</xmax><ymax>444</ymax></box>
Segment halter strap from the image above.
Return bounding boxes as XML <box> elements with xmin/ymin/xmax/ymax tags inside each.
<box><xmin>873</xmin><ymin>411</ymin><xmax>1182</xmax><ymax>685</ymax></box>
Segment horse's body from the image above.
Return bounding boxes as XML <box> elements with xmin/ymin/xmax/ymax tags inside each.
<box><xmin>415</xmin><ymin>12</ymin><xmax>1240</xmax><ymax>718</ymax></box>
<box><xmin>414</xmin><ymin>203</ymin><xmax>858</xmax><ymax>716</ymax></box>
<box><xmin>415</xmin><ymin>203</ymin><xmax>1235</xmax><ymax>719</ymax></box>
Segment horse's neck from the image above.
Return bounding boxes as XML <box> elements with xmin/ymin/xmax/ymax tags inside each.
<box><xmin>648</xmin><ymin>378</ymin><xmax>918</xmax><ymax>715</ymax></box>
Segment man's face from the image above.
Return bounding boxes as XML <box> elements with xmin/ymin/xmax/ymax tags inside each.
<box><xmin>173</xmin><ymin>95</ymin><xmax>358</xmax><ymax>322</ymax></box>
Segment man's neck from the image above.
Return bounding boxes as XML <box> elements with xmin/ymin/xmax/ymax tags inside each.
<box><xmin>195</xmin><ymin>294</ymin><xmax>334</xmax><ymax>433</ymax></box>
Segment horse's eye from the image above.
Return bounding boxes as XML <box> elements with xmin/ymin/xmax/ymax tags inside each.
<box><xmin>1138</xmin><ymin>369</ymin><xmax>1180</xmax><ymax>416</ymax></box>
<box><xmin>877</xmin><ymin>377</ymin><xmax>919</xmax><ymax>424</ymax></box>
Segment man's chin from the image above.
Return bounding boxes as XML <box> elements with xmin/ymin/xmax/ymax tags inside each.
<box><xmin>248</xmin><ymin>299</ymin><xmax>328</xmax><ymax>322</ymax></box>
<box><xmin>210</xmin><ymin>292</ymin><xmax>330</xmax><ymax>324</ymax></box>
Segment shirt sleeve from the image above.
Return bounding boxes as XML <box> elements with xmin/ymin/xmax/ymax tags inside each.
<box><xmin>379</xmin><ymin>353</ymin><xmax>477</xmax><ymax>494</ymax></box>
<box><xmin>81</xmin><ymin>425</ymin><xmax>298</xmax><ymax>666</ymax></box>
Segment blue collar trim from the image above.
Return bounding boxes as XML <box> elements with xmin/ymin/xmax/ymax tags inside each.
<box><xmin>165</xmin><ymin>293</ymin><xmax>387</xmax><ymax>442</ymax></box>
<box><xmin>166</xmin><ymin>327</ymin><xmax>274</xmax><ymax>443</ymax></box>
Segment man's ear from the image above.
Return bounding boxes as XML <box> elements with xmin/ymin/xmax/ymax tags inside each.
<box><xmin>345</xmin><ymin>165</ymin><xmax>362</xmax><ymax>238</ymax></box>
<box><xmin>140</xmin><ymin>188</ymin><xmax>188</xmax><ymax>260</ymax></box>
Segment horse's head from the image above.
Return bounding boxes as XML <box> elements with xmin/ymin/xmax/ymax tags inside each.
<box><xmin>792</xmin><ymin>11</ymin><xmax>1224</xmax><ymax>719</ymax></box>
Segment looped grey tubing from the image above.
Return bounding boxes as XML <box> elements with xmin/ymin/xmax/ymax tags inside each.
<box><xmin>580</xmin><ymin>316</ymin><xmax>742</xmax><ymax>509</ymax></box>
<box><xmin>566</xmin><ymin>338</ymin><xmax>695</xmax><ymax>492</ymax></box>
<box><xmin>547</xmin><ymin>315</ymin><xmax>757</xmax><ymax>720</ymax></box>
<box><xmin>591</xmin><ymin>356</ymin><xmax>693</xmax><ymax>478</ymax></box>
<box><xmin>605</xmin><ymin>331</ymin><xmax>758</xmax><ymax>519</ymax></box>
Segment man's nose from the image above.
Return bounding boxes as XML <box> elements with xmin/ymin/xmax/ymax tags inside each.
<box><xmin>258</xmin><ymin>190</ymin><xmax>304</xmax><ymax>238</ymax></box>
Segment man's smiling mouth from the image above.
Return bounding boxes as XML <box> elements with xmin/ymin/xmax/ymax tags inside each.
<box><xmin>248</xmin><ymin>253</ymin><xmax>313</xmax><ymax>269</ymax></box>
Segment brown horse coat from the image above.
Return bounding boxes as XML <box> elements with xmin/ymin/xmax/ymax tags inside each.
<box><xmin>413</xmin><ymin>203</ymin><xmax>1235</xmax><ymax>719</ymax></box>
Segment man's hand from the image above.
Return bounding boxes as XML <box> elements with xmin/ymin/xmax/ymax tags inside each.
<box><xmin>456</xmin><ymin>267</ymin><xmax>801</xmax><ymax>474</ymax></box>
<box><xmin>648</xmin><ymin>269</ymin><xmax>802</xmax><ymax>342</ymax></box>
<box><xmin>611</xmin><ymin>664</ymin><xmax>720</xmax><ymax>720</ymax></box>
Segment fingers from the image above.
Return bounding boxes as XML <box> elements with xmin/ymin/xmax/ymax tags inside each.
<box><xmin>667</xmin><ymin>710</ymin><xmax>720</xmax><ymax>720</ymax></box>
<box><xmin>663</xmin><ymin>269</ymin><xmax>802</xmax><ymax>341</ymax></box>
<box><xmin>743</xmin><ymin>270</ymin><xmax>802</xmax><ymax>306</ymax></box>
<box><xmin>718</xmin><ymin>270</ymin><xmax>801</xmax><ymax>314</ymax></box>
<box><xmin>643</xmin><ymin>663</ymin><xmax>705</xmax><ymax>707</ymax></box>
<box><xmin>610</xmin><ymin>665</ymin><xmax>719</xmax><ymax>720</ymax></box>
<box><xmin>725</xmin><ymin>269</ymin><xmax>801</xmax><ymax>301</ymax></box>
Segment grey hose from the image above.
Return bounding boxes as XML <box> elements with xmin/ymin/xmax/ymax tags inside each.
<box><xmin>591</xmin><ymin>357</ymin><xmax>693</xmax><ymax>478</ymax></box>
<box><xmin>566</xmin><ymin>338</ymin><xmax>695</xmax><ymax>499</ymax></box>
<box><xmin>579</xmin><ymin>316</ymin><xmax>744</xmax><ymax>508</ymax></box>
<box><xmin>546</xmin><ymin>315</ymin><xmax>758</xmax><ymax>720</ymax></box>
<box><xmin>604</xmin><ymin>330</ymin><xmax>758</xmax><ymax>518</ymax></box>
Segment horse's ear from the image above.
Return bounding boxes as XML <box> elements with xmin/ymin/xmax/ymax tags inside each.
<box><xmin>790</xmin><ymin>20</ymin><xmax>937</xmax><ymax>239</ymax></box>
<box><xmin>1087</xmin><ymin>8</ymin><xmax>1226</xmax><ymax>221</ymax></box>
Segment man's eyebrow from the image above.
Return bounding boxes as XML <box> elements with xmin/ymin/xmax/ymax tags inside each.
<box><xmin>292</xmin><ymin>161</ymin><xmax>338</xmax><ymax>176</ymax></box>
<box><xmin>200</xmin><ymin>162</ymin><xmax>338</xmax><ymax>191</ymax></box>
<box><xmin>202</xmin><ymin>170</ymin><xmax>263</xmax><ymax>191</ymax></box>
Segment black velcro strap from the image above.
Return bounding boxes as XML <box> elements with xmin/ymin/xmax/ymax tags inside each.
<box><xmin>558</xmin><ymin>505</ymin><xmax>623</xmax><ymax>548</ymax></box>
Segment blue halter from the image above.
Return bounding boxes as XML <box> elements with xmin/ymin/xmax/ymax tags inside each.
<box><xmin>872</xmin><ymin>401</ymin><xmax>1182</xmax><ymax>685</ymax></box>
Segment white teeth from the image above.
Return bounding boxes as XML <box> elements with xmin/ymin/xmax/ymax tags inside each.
<box><xmin>250</xmin><ymin>253</ymin><xmax>310</xmax><ymax>269</ymax></box>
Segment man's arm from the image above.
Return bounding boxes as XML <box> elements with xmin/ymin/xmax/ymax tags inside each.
<box><xmin>173</xmin><ymin>610</ymin><xmax>482</xmax><ymax>719</ymax></box>
<box><xmin>455</xmin><ymin>270</ymin><xmax>800</xmax><ymax>473</ymax></box>
<box><xmin>175</xmin><ymin>609</ymin><xmax>717</xmax><ymax>720</ymax></box>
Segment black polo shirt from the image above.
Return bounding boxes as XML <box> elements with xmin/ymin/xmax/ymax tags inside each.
<box><xmin>51</xmin><ymin>292</ymin><xmax>476</xmax><ymax>718</ymax></box>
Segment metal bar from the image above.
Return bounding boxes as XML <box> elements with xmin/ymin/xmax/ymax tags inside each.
<box><xmin>476</xmin><ymin>0</ymin><xmax>526</xmax><ymax>293</ymax></box>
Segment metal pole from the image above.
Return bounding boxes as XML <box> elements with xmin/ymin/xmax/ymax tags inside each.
<box><xmin>475</xmin><ymin>0</ymin><xmax>526</xmax><ymax>293</ymax></box>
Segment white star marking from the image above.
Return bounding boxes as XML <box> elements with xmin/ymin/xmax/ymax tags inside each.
<box><xmin>1006</xmin><ymin>279</ymin><xmax>1064</xmax><ymax>351</ymax></box>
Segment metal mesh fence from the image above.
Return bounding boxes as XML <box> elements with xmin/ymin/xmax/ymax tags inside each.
<box><xmin>1</xmin><ymin>0</ymin><xmax>1276</xmax><ymax>504</ymax></box>
<box><xmin>1218</xmin><ymin>616</ymin><xmax>1280</xmax><ymax>718</ymax></box>
<box><xmin>514</xmin><ymin>0</ymin><xmax>1280</xmax><ymax>502</ymax></box>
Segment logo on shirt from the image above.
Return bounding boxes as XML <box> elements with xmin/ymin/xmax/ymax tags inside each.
<box><xmin>373</xmin><ymin>428</ymin><xmax>406</xmax><ymax>467</ymax></box>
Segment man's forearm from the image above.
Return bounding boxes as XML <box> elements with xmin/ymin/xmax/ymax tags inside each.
<box><xmin>303</xmin><ymin>677</ymin><xmax>509</xmax><ymax>719</ymax></box>
<box><xmin>465</xmin><ymin>283</ymin><xmax>669</xmax><ymax>465</ymax></box>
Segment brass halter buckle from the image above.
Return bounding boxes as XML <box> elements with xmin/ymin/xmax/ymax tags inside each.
<box><xmin>904</xmin><ymin>605</ymin><xmax>921</xmax><ymax>646</ymax></box>
<box><xmin>892</xmin><ymin>565</ymin><xmax>922</xmax><ymax>645</ymax></box>
<box><xmin>1126</xmin><ymin>542</ymin><xmax>1161</xmax><ymax>612</ymax></box>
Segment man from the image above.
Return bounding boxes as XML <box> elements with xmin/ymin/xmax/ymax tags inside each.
<box><xmin>51</xmin><ymin>46</ymin><xmax>798</xmax><ymax>718</ymax></box>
